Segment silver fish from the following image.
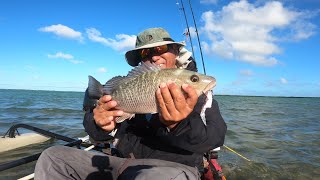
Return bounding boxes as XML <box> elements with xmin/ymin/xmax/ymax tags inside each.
<box><xmin>88</xmin><ymin>63</ymin><xmax>216</xmax><ymax>123</ymax></box>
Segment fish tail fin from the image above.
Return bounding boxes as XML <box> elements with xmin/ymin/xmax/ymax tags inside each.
<box><xmin>115</xmin><ymin>113</ymin><xmax>135</xmax><ymax>123</ymax></box>
<box><xmin>88</xmin><ymin>75</ymin><xmax>104</xmax><ymax>99</ymax></box>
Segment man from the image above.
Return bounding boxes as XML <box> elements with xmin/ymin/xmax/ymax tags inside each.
<box><xmin>35</xmin><ymin>27</ymin><xmax>227</xmax><ymax>180</ymax></box>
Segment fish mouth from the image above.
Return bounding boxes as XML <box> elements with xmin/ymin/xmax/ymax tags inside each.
<box><xmin>202</xmin><ymin>79</ymin><xmax>216</xmax><ymax>94</ymax></box>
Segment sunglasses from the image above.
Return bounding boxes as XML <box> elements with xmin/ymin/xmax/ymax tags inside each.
<box><xmin>139</xmin><ymin>45</ymin><xmax>169</xmax><ymax>59</ymax></box>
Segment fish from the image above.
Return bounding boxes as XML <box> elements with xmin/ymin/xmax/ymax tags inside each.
<box><xmin>87</xmin><ymin>62</ymin><xmax>216</xmax><ymax>123</ymax></box>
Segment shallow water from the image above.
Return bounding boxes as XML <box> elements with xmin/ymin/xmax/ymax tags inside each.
<box><xmin>0</xmin><ymin>89</ymin><xmax>319</xmax><ymax>179</ymax></box>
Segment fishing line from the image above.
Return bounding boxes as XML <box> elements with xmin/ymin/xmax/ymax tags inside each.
<box><xmin>223</xmin><ymin>145</ymin><xmax>251</xmax><ymax>162</ymax></box>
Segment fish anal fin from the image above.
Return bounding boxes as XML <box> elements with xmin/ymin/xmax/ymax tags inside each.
<box><xmin>115</xmin><ymin>113</ymin><xmax>135</xmax><ymax>123</ymax></box>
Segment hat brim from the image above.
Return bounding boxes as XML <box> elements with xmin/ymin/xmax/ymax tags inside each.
<box><xmin>125</xmin><ymin>41</ymin><xmax>185</xmax><ymax>67</ymax></box>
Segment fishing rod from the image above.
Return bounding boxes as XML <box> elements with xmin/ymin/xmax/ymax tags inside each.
<box><xmin>5</xmin><ymin>124</ymin><xmax>75</xmax><ymax>142</ymax></box>
<box><xmin>178</xmin><ymin>0</ymin><xmax>207</xmax><ymax>75</ymax></box>
<box><xmin>186</xmin><ymin>0</ymin><xmax>207</xmax><ymax>75</ymax></box>
<box><xmin>178</xmin><ymin>0</ymin><xmax>196</xmax><ymax>60</ymax></box>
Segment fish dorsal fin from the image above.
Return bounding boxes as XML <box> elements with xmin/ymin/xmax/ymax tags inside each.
<box><xmin>104</xmin><ymin>76</ymin><xmax>126</xmax><ymax>94</ymax></box>
<box><xmin>104</xmin><ymin>63</ymin><xmax>160</xmax><ymax>94</ymax></box>
<box><xmin>127</xmin><ymin>62</ymin><xmax>161</xmax><ymax>77</ymax></box>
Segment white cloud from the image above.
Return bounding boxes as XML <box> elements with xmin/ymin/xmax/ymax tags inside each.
<box><xmin>48</xmin><ymin>52</ymin><xmax>73</xmax><ymax>59</ymax></box>
<box><xmin>47</xmin><ymin>52</ymin><xmax>83</xmax><ymax>64</ymax></box>
<box><xmin>97</xmin><ymin>67</ymin><xmax>107</xmax><ymax>73</ymax></box>
<box><xmin>68</xmin><ymin>59</ymin><xmax>83</xmax><ymax>64</ymax></box>
<box><xmin>86</xmin><ymin>28</ymin><xmax>136</xmax><ymax>52</ymax></box>
<box><xmin>280</xmin><ymin>77</ymin><xmax>288</xmax><ymax>84</ymax></box>
<box><xmin>200</xmin><ymin>0</ymin><xmax>317</xmax><ymax>66</ymax></box>
<box><xmin>204</xmin><ymin>40</ymin><xmax>234</xmax><ymax>59</ymax></box>
<box><xmin>39</xmin><ymin>24</ymin><xmax>83</xmax><ymax>42</ymax></box>
<box><xmin>289</xmin><ymin>20</ymin><xmax>316</xmax><ymax>41</ymax></box>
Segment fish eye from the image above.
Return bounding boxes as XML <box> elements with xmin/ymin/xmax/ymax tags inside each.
<box><xmin>190</xmin><ymin>75</ymin><xmax>199</xmax><ymax>82</ymax></box>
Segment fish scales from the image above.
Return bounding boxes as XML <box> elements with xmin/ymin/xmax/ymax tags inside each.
<box><xmin>111</xmin><ymin>69</ymin><xmax>196</xmax><ymax>113</ymax></box>
<box><xmin>112</xmin><ymin>70</ymin><xmax>161</xmax><ymax>113</ymax></box>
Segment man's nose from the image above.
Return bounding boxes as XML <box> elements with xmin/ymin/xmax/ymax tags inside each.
<box><xmin>142</xmin><ymin>55</ymin><xmax>160</xmax><ymax>63</ymax></box>
<box><xmin>151</xmin><ymin>55</ymin><xmax>161</xmax><ymax>62</ymax></box>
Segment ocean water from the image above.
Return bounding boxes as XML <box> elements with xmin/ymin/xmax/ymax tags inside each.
<box><xmin>0</xmin><ymin>89</ymin><xmax>319</xmax><ymax>179</ymax></box>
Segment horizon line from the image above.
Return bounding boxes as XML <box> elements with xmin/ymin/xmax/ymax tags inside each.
<box><xmin>1</xmin><ymin>88</ymin><xmax>319</xmax><ymax>98</ymax></box>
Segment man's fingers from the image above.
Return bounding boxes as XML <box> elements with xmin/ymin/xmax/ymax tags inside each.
<box><xmin>159</xmin><ymin>82</ymin><xmax>178</xmax><ymax>116</ymax></box>
<box><xmin>97</xmin><ymin>116</ymin><xmax>113</xmax><ymax>126</ymax></box>
<box><xmin>101</xmin><ymin>120</ymin><xmax>116</xmax><ymax>131</ymax></box>
<box><xmin>182</xmin><ymin>84</ymin><xmax>198</xmax><ymax>108</ymax></box>
<box><xmin>167</xmin><ymin>81</ymin><xmax>187</xmax><ymax>113</ymax></box>
<box><xmin>101</xmin><ymin>95</ymin><xmax>112</xmax><ymax>103</ymax></box>
<box><xmin>98</xmin><ymin>95</ymin><xmax>112</xmax><ymax>105</ymax></box>
<box><xmin>156</xmin><ymin>86</ymin><xmax>170</xmax><ymax>118</ymax></box>
<box><xmin>98</xmin><ymin>99</ymin><xmax>117</xmax><ymax>112</ymax></box>
<box><xmin>156</xmin><ymin>81</ymin><xmax>198</xmax><ymax>125</ymax></box>
<box><xmin>97</xmin><ymin>95</ymin><xmax>114</xmax><ymax>111</ymax></box>
<box><xmin>95</xmin><ymin>110</ymin><xmax>123</xmax><ymax>126</ymax></box>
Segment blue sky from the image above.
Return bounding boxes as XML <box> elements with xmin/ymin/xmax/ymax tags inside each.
<box><xmin>0</xmin><ymin>0</ymin><xmax>319</xmax><ymax>97</ymax></box>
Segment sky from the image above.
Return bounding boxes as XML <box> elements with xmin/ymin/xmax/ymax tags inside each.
<box><xmin>0</xmin><ymin>0</ymin><xmax>319</xmax><ymax>97</ymax></box>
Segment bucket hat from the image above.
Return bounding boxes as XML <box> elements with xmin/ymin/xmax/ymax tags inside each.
<box><xmin>125</xmin><ymin>27</ymin><xmax>185</xmax><ymax>66</ymax></box>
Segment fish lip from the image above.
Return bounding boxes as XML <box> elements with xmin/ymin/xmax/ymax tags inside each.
<box><xmin>203</xmin><ymin>80</ymin><xmax>216</xmax><ymax>94</ymax></box>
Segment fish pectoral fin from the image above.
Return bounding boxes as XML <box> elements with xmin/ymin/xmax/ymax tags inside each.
<box><xmin>115</xmin><ymin>113</ymin><xmax>135</xmax><ymax>123</ymax></box>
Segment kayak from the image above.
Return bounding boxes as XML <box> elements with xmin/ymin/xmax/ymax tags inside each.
<box><xmin>0</xmin><ymin>133</ymin><xmax>51</xmax><ymax>153</ymax></box>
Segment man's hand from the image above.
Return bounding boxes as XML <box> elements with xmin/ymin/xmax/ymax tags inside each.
<box><xmin>156</xmin><ymin>81</ymin><xmax>198</xmax><ymax>129</ymax></box>
<box><xmin>93</xmin><ymin>95</ymin><xmax>123</xmax><ymax>132</ymax></box>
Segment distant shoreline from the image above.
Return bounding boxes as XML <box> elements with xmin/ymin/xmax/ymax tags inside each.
<box><xmin>1</xmin><ymin>88</ymin><xmax>319</xmax><ymax>98</ymax></box>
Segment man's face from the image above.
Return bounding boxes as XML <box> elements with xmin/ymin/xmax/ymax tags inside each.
<box><xmin>140</xmin><ymin>45</ymin><xmax>177</xmax><ymax>69</ymax></box>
